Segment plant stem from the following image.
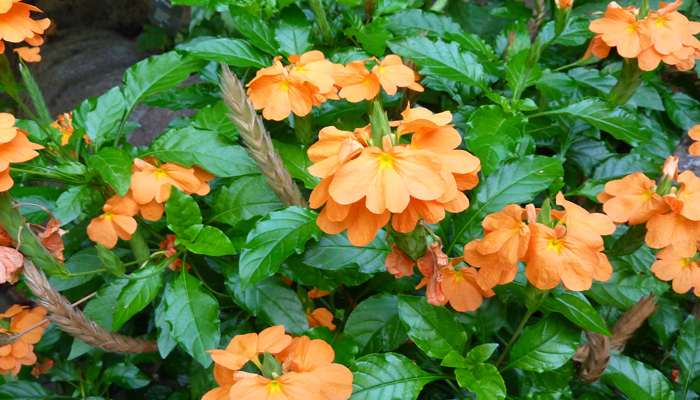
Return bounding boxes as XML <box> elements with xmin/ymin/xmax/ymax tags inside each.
<box><xmin>15</xmin><ymin>98</ymin><xmax>71</xmax><ymax>160</ymax></box>
<box><xmin>135</xmin><ymin>216</ymin><xmax>165</xmax><ymax>241</ymax></box>
<box><xmin>66</xmin><ymin>269</ymin><xmax>107</xmax><ymax>277</ymax></box>
<box><xmin>497</xmin><ymin>308</ymin><xmax>534</xmax><ymax>370</ymax></box>
<box><xmin>293</xmin><ymin>113</ymin><xmax>316</xmax><ymax>146</ymax></box>
<box><xmin>308</xmin><ymin>0</ymin><xmax>333</xmax><ymax>44</ymax></box>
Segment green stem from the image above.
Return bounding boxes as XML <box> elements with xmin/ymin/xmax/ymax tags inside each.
<box><xmin>191</xmin><ymin>260</ymin><xmax>231</xmax><ymax>298</ymax></box>
<box><xmin>113</xmin><ymin>113</ymin><xmax>130</xmax><ymax>147</ymax></box>
<box><xmin>16</xmin><ymin>98</ymin><xmax>71</xmax><ymax>160</ymax></box>
<box><xmin>497</xmin><ymin>309</ymin><xmax>535</xmax><ymax>371</ymax></box>
<box><xmin>66</xmin><ymin>269</ymin><xmax>107</xmax><ymax>277</ymax></box>
<box><xmin>135</xmin><ymin>216</ymin><xmax>165</xmax><ymax>241</ymax></box>
<box><xmin>308</xmin><ymin>0</ymin><xmax>333</xmax><ymax>44</ymax></box>
<box><xmin>293</xmin><ymin>113</ymin><xmax>316</xmax><ymax>146</ymax></box>
<box><xmin>9</xmin><ymin>167</ymin><xmax>63</xmax><ymax>180</ymax></box>
<box><xmin>607</xmin><ymin>58</ymin><xmax>644</xmax><ymax>107</ymax></box>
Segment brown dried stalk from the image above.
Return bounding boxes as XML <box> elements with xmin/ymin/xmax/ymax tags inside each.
<box><xmin>573</xmin><ymin>294</ymin><xmax>657</xmax><ymax>382</ymax></box>
<box><xmin>21</xmin><ymin>259</ymin><xmax>158</xmax><ymax>353</ymax></box>
<box><xmin>528</xmin><ymin>0</ymin><xmax>547</xmax><ymax>39</ymax></box>
<box><xmin>219</xmin><ymin>64</ymin><xmax>308</xmax><ymax>208</ymax></box>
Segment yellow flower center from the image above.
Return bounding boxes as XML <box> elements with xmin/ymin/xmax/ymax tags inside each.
<box><xmin>296</xmin><ymin>66</ymin><xmax>305</xmax><ymax>73</ymax></box>
<box><xmin>642</xmin><ymin>191</ymin><xmax>653</xmax><ymax>200</ymax></box>
<box><xmin>379</xmin><ymin>66</ymin><xmax>386</xmax><ymax>74</ymax></box>
<box><xmin>546</xmin><ymin>238</ymin><xmax>564</xmax><ymax>254</ymax></box>
<box><xmin>363</xmin><ymin>77</ymin><xmax>372</xmax><ymax>86</ymax></box>
<box><xmin>378</xmin><ymin>153</ymin><xmax>394</xmax><ymax>170</ymax></box>
<box><xmin>454</xmin><ymin>272</ymin><xmax>464</xmax><ymax>281</ymax></box>
<box><xmin>627</xmin><ymin>23</ymin><xmax>637</xmax><ymax>33</ymax></box>
<box><xmin>280</xmin><ymin>80</ymin><xmax>289</xmax><ymax>91</ymax></box>
<box><xmin>656</xmin><ymin>17</ymin><xmax>667</xmax><ymax>27</ymax></box>
<box><xmin>681</xmin><ymin>258</ymin><xmax>691</xmax><ymax>267</ymax></box>
<box><xmin>104</xmin><ymin>212</ymin><xmax>114</xmax><ymax>220</ymax></box>
<box><xmin>155</xmin><ymin>168</ymin><xmax>168</xmax><ymax>178</ymax></box>
<box><xmin>268</xmin><ymin>380</ymin><xmax>283</xmax><ymax>395</ymax></box>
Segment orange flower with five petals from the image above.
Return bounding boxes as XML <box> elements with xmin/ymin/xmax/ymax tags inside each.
<box><xmin>87</xmin><ymin>193</ymin><xmax>140</xmax><ymax>249</ymax></box>
<box><xmin>207</xmin><ymin>325</ymin><xmax>292</xmax><ymax>372</ymax></box>
<box><xmin>439</xmin><ymin>266</ymin><xmax>495</xmax><ymax>312</ymax></box>
<box><xmin>0</xmin><ymin>0</ymin><xmax>50</xmax><ymax>54</ymax></box>
<box><xmin>597</xmin><ymin>172</ymin><xmax>669</xmax><ymax>225</ymax></box>
<box><xmin>306</xmin><ymin>308</ymin><xmax>336</xmax><ymax>331</ymax></box>
<box><xmin>130</xmin><ymin>158</ymin><xmax>202</xmax><ymax>204</ymax></box>
<box><xmin>651</xmin><ymin>245</ymin><xmax>700</xmax><ymax>294</ymax></box>
<box><xmin>0</xmin><ymin>305</ymin><xmax>49</xmax><ymax>376</ymax></box>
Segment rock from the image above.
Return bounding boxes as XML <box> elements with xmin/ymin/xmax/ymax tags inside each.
<box><xmin>674</xmin><ymin>133</ymin><xmax>700</xmax><ymax>175</ymax></box>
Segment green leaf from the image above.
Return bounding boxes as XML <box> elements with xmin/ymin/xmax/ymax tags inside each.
<box><xmin>350</xmin><ymin>353</ymin><xmax>441</xmax><ymax>400</ymax></box>
<box><xmin>664</xmin><ymin>92</ymin><xmax>700</xmax><ymax>130</ymax></box>
<box><xmin>123</xmin><ymin>51</ymin><xmax>207</xmax><ymax>109</ymax></box>
<box><xmin>186</xmin><ymin>38</ymin><xmax>271</xmax><ymax>68</ymax></box>
<box><xmin>191</xmin><ymin>101</ymin><xmax>238</xmax><ymax>141</ymax></box>
<box><xmin>238</xmin><ymin>207</ymin><xmax>322</xmax><ymax>289</ymax></box>
<box><xmin>275</xmin><ymin>5</ymin><xmax>313</xmax><ymax>57</ymax></box>
<box><xmin>450</xmin><ymin>156</ymin><xmax>563</xmax><ymax>251</ymax></box>
<box><xmin>53</xmin><ymin>185</ymin><xmax>92</xmax><ymax>226</ymax></box>
<box><xmin>344</xmin><ymin>18</ymin><xmax>393</xmax><ymax>57</ymax></box>
<box><xmin>230</xmin><ymin>7</ymin><xmax>279</xmax><ymax>55</ymax></box>
<box><xmin>73</xmin><ymin>86</ymin><xmax>126</xmax><ymax>151</ymax></box>
<box><xmin>209</xmin><ymin>175</ymin><xmax>283</xmax><ymax>227</ymax></box>
<box><xmin>147</xmin><ymin>126</ymin><xmax>258</xmax><ymax>177</ymax></box>
<box><xmin>647</xmin><ymin>297</ymin><xmax>682</xmax><ymax>348</ymax></box>
<box><xmin>678</xmin><ymin>316</ymin><xmax>700</xmax><ymax>399</ymax></box>
<box><xmin>457</xmin><ymin>297</ymin><xmax>508</xmax><ymax>343</ymax></box>
<box><xmin>586</xmin><ymin>267</ymin><xmax>668</xmax><ymax>309</ymax></box>
<box><xmin>592</xmin><ymin>154</ymin><xmax>661</xmax><ymax>181</ymax></box>
<box><xmin>508</xmin><ymin>314</ymin><xmax>580</xmax><ymax>372</ymax></box>
<box><xmin>456</xmin><ymin>363</ymin><xmax>506</xmax><ymax>400</ymax></box>
<box><xmin>223</xmin><ymin>264</ymin><xmax>309</xmax><ymax>335</ymax></box>
<box><xmin>540</xmin><ymin>18</ymin><xmax>594</xmax><ymax>47</ymax></box>
<box><xmin>0</xmin><ymin>381</ymin><xmax>54</xmax><ymax>399</ymax></box>
<box><xmin>465</xmin><ymin>106</ymin><xmax>526</xmax><ymax>175</ymax></box>
<box><xmin>50</xmin><ymin>247</ymin><xmax>103</xmax><ymax>291</ymax></box>
<box><xmin>180</xmin><ymin>226</ymin><xmax>237</xmax><ymax>256</ymax></box>
<box><xmin>166</xmin><ymin>189</ymin><xmax>202</xmax><ymax>236</ymax></box>
<box><xmin>541</xmin><ymin>98</ymin><xmax>653</xmax><ymax>146</ymax></box>
<box><xmin>279</xmin><ymin>258</ymin><xmax>373</xmax><ymax>291</ymax></box>
<box><xmin>345</xmin><ymin>293</ymin><xmax>407</xmax><ymax>355</ymax></box>
<box><xmin>87</xmin><ymin>147</ymin><xmax>133</xmax><ymax>196</ymax></box>
<box><xmin>542</xmin><ymin>291</ymin><xmax>611</xmax><ymax>337</ymax></box>
<box><xmin>397</xmin><ymin>295</ymin><xmax>468</xmax><ymax>358</ymax></box>
<box><xmin>302</xmin><ymin>231</ymin><xmax>390</xmax><ymax>274</ymax></box>
<box><xmin>374</xmin><ymin>0</ymin><xmax>410</xmax><ymax>16</ymax></box>
<box><xmin>164</xmin><ymin>271</ymin><xmax>221</xmax><ymax>367</ymax></box>
<box><xmin>466</xmin><ymin>343</ymin><xmax>500</xmax><ymax>364</ymax></box>
<box><xmin>505</xmin><ymin>49</ymin><xmax>542</xmax><ymax>101</ymax></box>
<box><xmin>388</xmin><ymin>36</ymin><xmax>485</xmax><ymax>90</ymax></box>
<box><xmin>95</xmin><ymin>243</ymin><xmax>125</xmax><ymax>276</ymax></box>
<box><xmin>102</xmin><ymin>363</ymin><xmax>151</xmax><ymax>389</ymax></box>
<box><xmin>602</xmin><ymin>355</ymin><xmax>678</xmax><ymax>400</ymax></box>
<box><xmin>273</xmin><ymin>140</ymin><xmax>320</xmax><ymax>189</ymax></box>
<box><xmin>9</xmin><ymin>186</ymin><xmax>62</xmax><ymax>224</ymax></box>
<box><xmin>155</xmin><ymin>279</ymin><xmax>177</xmax><ymax>358</ymax></box>
<box><xmin>113</xmin><ymin>264</ymin><xmax>163</xmax><ymax>330</ymax></box>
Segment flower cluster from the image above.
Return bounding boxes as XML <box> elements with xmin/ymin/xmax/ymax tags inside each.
<box><xmin>247</xmin><ymin>51</ymin><xmax>423</xmax><ymax>121</ymax></box>
<box><xmin>464</xmin><ymin>193</ymin><xmax>616</xmax><ymax>291</ymax></box>
<box><xmin>586</xmin><ymin>0</ymin><xmax>700</xmax><ymax>71</ymax></box>
<box><xmin>0</xmin><ymin>305</ymin><xmax>49</xmax><ymax>376</ymax></box>
<box><xmin>0</xmin><ymin>113</ymin><xmax>43</xmax><ymax>192</ymax></box>
<box><xmin>87</xmin><ymin>157</ymin><xmax>214</xmax><ymax>249</ymax></box>
<box><xmin>204</xmin><ymin>325</ymin><xmax>353</xmax><ymax>400</ymax></box>
<box><xmin>0</xmin><ymin>0</ymin><xmax>50</xmax><ymax>61</ymax></box>
<box><xmin>598</xmin><ymin>156</ymin><xmax>700</xmax><ymax>294</ymax></box>
<box><xmin>307</xmin><ymin>105</ymin><xmax>480</xmax><ymax>246</ymax></box>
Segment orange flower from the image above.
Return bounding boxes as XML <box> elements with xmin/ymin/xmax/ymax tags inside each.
<box><xmin>37</xmin><ymin>218</ymin><xmax>64</xmax><ymax>263</ymax></box>
<box><xmin>306</xmin><ymin>308</ymin><xmax>336</xmax><ymax>330</ymax></box>
<box><xmin>0</xmin><ymin>225</ymin><xmax>11</xmax><ymax>246</ymax></box>
<box><xmin>207</xmin><ymin>325</ymin><xmax>292</xmax><ymax>371</ymax></box>
<box><xmin>416</xmin><ymin>242</ymin><xmax>450</xmax><ymax>306</ymax></box>
<box><xmin>555</xmin><ymin>192</ymin><xmax>616</xmax><ymax>249</ymax></box>
<box><xmin>0</xmin><ymin>305</ymin><xmax>49</xmax><ymax>376</ymax></box>
<box><xmin>0</xmin><ymin>167</ymin><xmax>10</xmax><ymax>193</ymax></box>
<box><xmin>130</xmin><ymin>158</ymin><xmax>201</xmax><ymax>204</ymax></box>
<box><xmin>677</xmin><ymin>170</ymin><xmax>700</xmax><ymax>221</ymax></box>
<box><xmin>0</xmin><ymin>113</ymin><xmax>18</xmax><ymax>143</ymax></box>
<box><xmin>464</xmin><ymin>239</ymin><xmax>517</xmax><ymax>290</ymax></box>
<box><xmin>87</xmin><ymin>193</ymin><xmax>140</xmax><ymax>249</ymax></box>
<box><xmin>651</xmin><ymin>245</ymin><xmax>700</xmax><ymax>294</ymax></box>
<box><xmin>138</xmin><ymin>199</ymin><xmax>165</xmax><ymax>221</ymax></box>
<box><xmin>584</xmin><ymin>35</ymin><xmax>612</xmax><ymax>59</ymax></box>
<box><xmin>193</xmin><ymin>166</ymin><xmax>216</xmax><ymax>196</ymax></box>
<box><xmin>30</xmin><ymin>358</ymin><xmax>53</xmax><ymax>378</ymax></box>
<box><xmin>385</xmin><ymin>244</ymin><xmax>415</xmax><ymax>278</ymax></box>
<box><xmin>0</xmin><ymin>246</ymin><xmax>22</xmax><ymax>284</ymax></box>
<box><xmin>522</xmin><ymin>223</ymin><xmax>611</xmax><ymax>291</ymax></box>
<box><xmin>370</xmin><ymin>55</ymin><xmax>424</xmax><ymax>96</ymax></box>
<box><xmin>289</xmin><ymin>51</ymin><xmax>338</xmax><ymax>94</ymax></box>
<box><xmin>308</xmin><ymin>288</ymin><xmax>330</xmax><ymax>298</ymax></box>
<box><xmin>645</xmin><ymin>195</ymin><xmax>700</xmax><ymax>257</ymax></box>
<box><xmin>558</xmin><ymin>0</ymin><xmax>573</xmax><ymax>8</ymax></box>
<box><xmin>335</xmin><ymin>59</ymin><xmax>380</xmax><ymax>103</ymax></box>
<box><xmin>159</xmin><ymin>234</ymin><xmax>190</xmax><ymax>271</ymax></box>
<box><xmin>439</xmin><ymin>266</ymin><xmax>495</xmax><ymax>312</ymax></box>
<box><xmin>0</xmin><ymin>128</ymin><xmax>43</xmax><ymax>172</ymax></box>
<box><xmin>51</xmin><ymin>112</ymin><xmax>77</xmax><ymax>146</ymax></box>
<box><xmin>228</xmin><ymin>372</ymin><xmax>324</xmax><ymax>400</ymax></box>
<box><xmin>13</xmin><ymin>46</ymin><xmax>39</xmax><ymax>62</ymax></box>
<box><xmin>247</xmin><ymin>57</ymin><xmax>312</xmax><ymax>121</ymax></box>
<box><xmin>689</xmin><ymin>125</ymin><xmax>700</xmax><ymax>156</ymax></box>
<box><xmin>589</xmin><ymin>2</ymin><xmax>652</xmax><ymax>58</ymax></box>
<box><xmin>0</xmin><ymin>1</ymin><xmax>50</xmax><ymax>54</ymax></box>
<box><xmin>598</xmin><ymin>172</ymin><xmax>669</xmax><ymax>225</ymax></box>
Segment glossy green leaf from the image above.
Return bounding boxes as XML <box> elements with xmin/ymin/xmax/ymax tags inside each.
<box><xmin>388</xmin><ymin>36</ymin><xmax>485</xmax><ymax>89</ymax></box>
<box><xmin>164</xmin><ymin>271</ymin><xmax>221</xmax><ymax>367</ymax></box>
<box><xmin>542</xmin><ymin>291</ymin><xmax>611</xmax><ymax>337</ymax></box>
<box><xmin>450</xmin><ymin>156</ymin><xmax>563</xmax><ymax>251</ymax></box>
<box><xmin>87</xmin><ymin>147</ymin><xmax>133</xmax><ymax>196</ymax></box>
<box><xmin>275</xmin><ymin>5</ymin><xmax>313</xmax><ymax>57</ymax></box>
<box><xmin>102</xmin><ymin>363</ymin><xmax>151</xmax><ymax>389</ymax></box>
<box><xmin>165</xmin><ymin>189</ymin><xmax>202</xmax><ymax>236</ymax></box>
<box><xmin>186</xmin><ymin>38</ymin><xmax>270</xmax><ymax>68</ymax></box>
<box><xmin>73</xmin><ymin>86</ymin><xmax>126</xmax><ymax>151</ymax></box>
<box><xmin>155</xmin><ymin>279</ymin><xmax>177</xmax><ymax>359</ymax></box>
<box><xmin>53</xmin><ymin>185</ymin><xmax>92</xmax><ymax>226</ymax></box>
<box><xmin>678</xmin><ymin>316</ymin><xmax>700</xmax><ymax>399</ymax></box>
<box><xmin>350</xmin><ymin>353</ymin><xmax>440</xmax><ymax>400</ymax></box>
<box><xmin>0</xmin><ymin>381</ymin><xmax>54</xmax><ymax>399</ymax></box>
<box><xmin>95</xmin><ymin>243</ymin><xmax>125</xmax><ymax>276</ymax></box>
<box><xmin>457</xmin><ymin>297</ymin><xmax>508</xmax><ymax>343</ymax></box>
<box><xmin>209</xmin><ymin>174</ymin><xmax>283</xmax><ymax>227</ymax></box>
<box><xmin>586</xmin><ymin>268</ymin><xmax>668</xmax><ymax>309</ymax></box>
<box><xmin>345</xmin><ymin>293</ymin><xmax>407</xmax><ymax>355</ymax></box>
<box><xmin>273</xmin><ymin>140</ymin><xmax>320</xmax><ymax>189</ymax></box>
<box><xmin>374</xmin><ymin>0</ymin><xmax>410</xmax><ymax>16</ymax></box>
<box><xmin>508</xmin><ymin>314</ymin><xmax>580</xmax><ymax>372</ymax></box>
<box><xmin>398</xmin><ymin>295</ymin><xmax>468</xmax><ymax>358</ymax></box>
<box><xmin>180</xmin><ymin>226</ymin><xmax>236</xmax><ymax>256</ymax></box>
<box><xmin>230</xmin><ymin>7</ymin><xmax>278</xmax><ymax>55</ymax></box>
<box><xmin>113</xmin><ymin>264</ymin><xmax>163</xmax><ymax>330</ymax></box>
<box><xmin>664</xmin><ymin>92</ymin><xmax>700</xmax><ymax>130</ymax></box>
<box><xmin>224</xmin><ymin>264</ymin><xmax>308</xmax><ymax>335</ymax></box>
<box><xmin>506</xmin><ymin>49</ymin><xmax>542</xmax><ymax>101</ymax></box>
<box><xmin>466</xmin><ymin>343</ymin><xmax>500</xmax><ymax>364</ymax></box>
<box><xmin>456</xmin><ymin>363</ymin><xmax>506</xmax><ymax>400</ymax></box>
<box><xmin>602</xmin><ymin>355</ymin><xmax>677</xmax><ymax>400</ymax></box>
<box><xmin>238</xmin><ymin>207</ymin><xmax>321</xmax><ymax>289</ymax></box>
<box><xmin>123</xmin><ymin>51</ymin><xmax>206</xmax><ymax>109</ymax></box>
<box><xmin>301</xmin><ymin>231</ymin><xmax>391</xmax><ymax>274</ymax></box>
<box><xmin>50</xmin><ymin>247</ymin><xmax>103</xmax><ymax>291</ymax></box>
<box><xmin>147</xmin><ymin>126</ymin><xmax>257</xmax><ymax>177</ymax></box>
<box><xmin>592</xmin><ymin>154</ymin><xmax>661</xmax><ymax>181</ymax></box>
<box><xmin>345</xmin><ymin>18</ymin><xmax>393</xmax><ymax>57</ymax></box>
<box><xmin>465</xmin><ymin>106</ymin><xmax>526</xmax><ymax>175</ymax></box>
<box><xmin>647</xmin><ymin>297</ymin><xmax>682</xmax><ymax>348</ymax></box>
